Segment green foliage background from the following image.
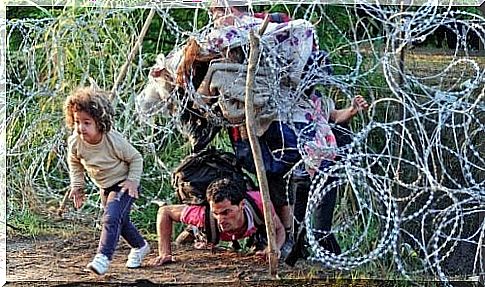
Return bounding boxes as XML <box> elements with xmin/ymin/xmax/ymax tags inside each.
<box><xmin>5</xmin><ymin>3</ymin><xmax>484</xmax><ymax>280</ymax></box>
<box><xmin>7</xmin><ymin>4</ymin><xmax>378</xmax><ymax>233</ymax></box>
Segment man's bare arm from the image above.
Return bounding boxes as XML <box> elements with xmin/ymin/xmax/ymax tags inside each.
<box><xmin>149</xmin><ymin>204</ymin><xmax>186</xmax><ymax>266</ymax></box>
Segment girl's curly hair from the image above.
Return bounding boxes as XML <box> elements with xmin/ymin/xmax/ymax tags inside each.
<box><xmin>64</xmin><ymin>86</ymin><xmax>114</xmax><ymax>133</ymax></box>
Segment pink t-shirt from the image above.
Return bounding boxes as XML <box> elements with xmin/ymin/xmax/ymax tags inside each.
<box><xmin>180</xmin><ymin>191</ymin><xmax>271</xmax><ymax>241</ymax></box>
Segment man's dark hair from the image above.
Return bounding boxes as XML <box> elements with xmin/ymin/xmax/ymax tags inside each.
<box><xmin>206</xmin><ymin>177</ymin><xmax>245</xmax><ymax>205</ymax></box>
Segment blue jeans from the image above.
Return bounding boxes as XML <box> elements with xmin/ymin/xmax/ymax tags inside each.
<box><xmin>230</xmin><ymin>122</ymin><xmax>302</xmax><ymax>206</ymax></box>
<box><xmin>98</xmin><ymin>183</ymin><xmax>145</xmax><ymax>260</ymax></box>
<box><xmin>231</xmin><ymin>122</ymin><xmax>301</xmax><ymax>177</ymax></box>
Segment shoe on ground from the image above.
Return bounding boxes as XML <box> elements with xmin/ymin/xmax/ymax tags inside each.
<box><xmin>280</xmin><ymin>237</ymin><xmax>295</xmax><ymax>261</ymax></box>
<box><xmin>229</xmin><ymin>240</ymin><xmax>241</xmax><ymax>251</ymax></box>
<box><xmin>126</xmin><ymin>241</ymin><xmax>151</xmax><ymax>268</ymax></box>
<box><xmin>284</xmin><ymin>231</ymin><xmax>309</xmax><ymax>267</ymax></box>
<box><xmin>318</xmin><ymin>234</ymin><xmax>341</xmax><ymax>255</ymax></box>
<box><xmin>87</xmin><ymin>254</ymin><xmax>110</xmax><ymax>275</ymax></box>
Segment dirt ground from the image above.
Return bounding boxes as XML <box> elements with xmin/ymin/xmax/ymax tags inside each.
<box><xmin>7</xmin><ymin>231</ymin><xmax>483</xmax><ymax>287</ymax></box>
<box><xmin>5</xmin><ymin>48</ymin><xmax>484</xmax><ymax>287</ymax></box>
<box><xmin>6</xmin><ymin>230</ymin><xmax>338</xmax><ymax>286</ymax></box>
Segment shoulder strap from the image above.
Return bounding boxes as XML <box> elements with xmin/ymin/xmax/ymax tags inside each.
<box><xmin>204</xmin><ymin>203</ymin><xmax>220</xmax><ymax>245</ymax></box>
<box><xmin>244</xmin><ymin>193</ymin><xmax>264</xmax><ymax>228</ymax></box>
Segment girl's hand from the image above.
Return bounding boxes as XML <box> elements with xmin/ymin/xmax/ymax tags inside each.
<box><xmin>119</xmin><ymin>180</ymin><xmax>139</xmax><ymax>199</ymax></box>
<box><xmin>69</xmin><ymin>188</ymin><xmax>85</xmax><ymax>209</ymax></box>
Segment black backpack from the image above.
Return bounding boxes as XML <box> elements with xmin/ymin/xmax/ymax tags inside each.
<box><xmin>172</xmin><ymin>146</ymin><xmax>254</xmax><ymax>205</ymax></box>
<box><xmin>171</xmin><ymin>147</ymin><xmax>264</xmax><ymax>245</ymax></box>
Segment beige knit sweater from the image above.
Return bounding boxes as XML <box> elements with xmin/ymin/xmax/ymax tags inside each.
<box><xmin>67</xmin><ymin>130</ymin><xmax>143</xmax><ymax>190</ymax></box>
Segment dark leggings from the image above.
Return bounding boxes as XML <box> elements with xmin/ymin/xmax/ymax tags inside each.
<box><xmin>291</xmin><ymin>173</ymin><xmax>341</xmax><ymax>255</ymax></box>
<box><xmin>98</xmin><ymin>184</ymin><xmax>145</xmax><ymax>260</ymax></box>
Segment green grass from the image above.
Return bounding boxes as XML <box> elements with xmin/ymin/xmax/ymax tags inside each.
<box><xmin>7</xmin><ymin>207</ymin><xmax>93</xmax><ymax>238</ymax></box>
<box><xmin>6</xmin><ymin>5</ymin><xmax>483</xmax><ymax>282</ymax></box>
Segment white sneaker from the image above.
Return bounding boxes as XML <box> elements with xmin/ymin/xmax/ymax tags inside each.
<box><xmin>126</xmin><ymin>241</ymin><xmax>150</xmax><ymax>268</ymax></box>
<box><xmin>87</xmin><ymin>254</ymin><xmax>110</xmax><ymax>275</ymax></box>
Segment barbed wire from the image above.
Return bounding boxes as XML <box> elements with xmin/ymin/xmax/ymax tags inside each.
<box><xmin>5</xmin><ymin>2</ymin><xmax>485</xmax><ymax>283</ymax></box>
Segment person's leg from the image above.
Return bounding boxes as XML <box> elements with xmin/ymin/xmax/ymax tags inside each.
<box><xmin>266</xmin><ymin>173</ymin><xmax>295</xmax><ymax>259</ymax></box>
<box><xmin>175</xmin><ymin>225</ymin><xmax>196</xmax><ymax>245</ymax></box>
<box><xmin>284</xmin><ymin>173</ymin><xmax>311</xmax><ymax>266</ymax></box>
<box><xmin>112</xmin><ymin>189</ymin><xmax>151</xmax><ymax>268</ymax></box>
<box><xmin>119</xmin><ymin>191</ymin><xmax>145</xmax><ymax>249</ymax></box>
<box><xmin>286</xmin><ymin>171</ymin><xmax>342</xmax><ymax>266</ymax></box>
<box><xmin>312</xmin><ymin>175</ymin><xmax>341</xmax><ymax>255</ymax></box>
<box><xmin>263</xmin><ymin>122</ymin><xmax>302</xmax><ymax>235</ymax></box>
<box><xmin>277</xmin><ymin>205</ymin><xmax>293</xmax><ymax>234</ymax></box>
<box><xmin>88</xmin><ymin>189</ymin><xmax>129</xmax><ymax>274</ymax></box>
<box><xmin>291</xmin><ymin>174</ymin><xmax>311</xmax><ymax>236</ymax></box>
<box><xmin>266</xmin><ymin>174</ymin><xmax>292</xmax><ymax>231</ymax></box>
<box><xmin>231</xmin><ymin>125</ymin><xmax>294</xmax><ymax>232</ymax></box>
<box><xmin>97</xmin><ymin>190</ymin><xmax>127</xmax><ymax>260</ymax></box>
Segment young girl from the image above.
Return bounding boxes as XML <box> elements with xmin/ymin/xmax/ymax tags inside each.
<box><xmin>64</xmin><ymin>86</ymin><xmax>150</xmax><ymax>275</ymax></box>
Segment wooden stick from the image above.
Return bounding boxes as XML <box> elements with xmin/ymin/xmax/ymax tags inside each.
<box><xmin>57</xmin><ymin>188</ymin><xmax>70</xmax><ymax>217</ymax></box>
<box><xmin>244</xmin><ymin>16</ymin><xmax>278</xmax><ymax>276</ymax></box>
<box><xmin>110</xmin><ymin>8</ymin><xmax>156</xmax><ymax>99</ymax></box>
